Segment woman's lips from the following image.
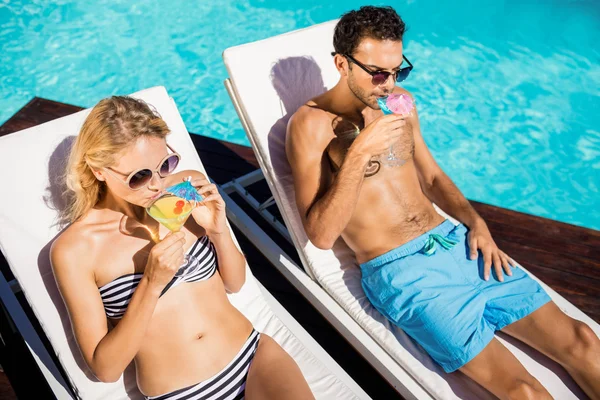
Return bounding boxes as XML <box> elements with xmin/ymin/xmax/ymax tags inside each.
<box><xmin>149</xmin><ymin>191</ymin><xmax>163</xmax><ymax>201</ymax></box>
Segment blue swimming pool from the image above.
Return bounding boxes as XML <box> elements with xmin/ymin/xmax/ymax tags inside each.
<box><xmin>1</xmin><ymin>1</ymin><xmax>599</xmax><ymax>230</ymax></box>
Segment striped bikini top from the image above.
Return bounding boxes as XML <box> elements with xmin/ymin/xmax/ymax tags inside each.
<box><xmin>98</xmin><ymin>236</ymin><xmax>217</xmax><ymax>319</ymax></box>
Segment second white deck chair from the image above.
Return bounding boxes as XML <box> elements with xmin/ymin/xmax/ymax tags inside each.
<box><xmin>222</xmin><ymin>20</ymin><xmax>599</xmax><ymax>400</ymax></box>
<box><xmin>0</xmin><ymin>86</ymin><xmax>368</xmax><ymax>399</ymax></box>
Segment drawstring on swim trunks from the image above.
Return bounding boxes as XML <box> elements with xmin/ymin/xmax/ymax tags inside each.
<box><xmin>422</xmin><ymin>233</ymin><xmax>458</xmax><ymax>256</ymax></box>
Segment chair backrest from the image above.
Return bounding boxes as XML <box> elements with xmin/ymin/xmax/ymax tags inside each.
<box><xmin>223</xmin><ymin>20</ymin><xmax>367</xmax><ymax>284</ymax></box>
<box><xmin>0</xmin><ymin>87</ymin><xmax>263</xmax><ymax>399</ymax></box>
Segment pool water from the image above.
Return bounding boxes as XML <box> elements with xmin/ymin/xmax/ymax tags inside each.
<box><xmin>1</xmin><ymin>0</ymin><xmax>599</xmax><ymax>229</ymax></box>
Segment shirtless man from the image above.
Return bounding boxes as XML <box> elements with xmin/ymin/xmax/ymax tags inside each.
<box><xmin>286</xmin><ymin>6</ymin><xmax>600</xmax><ymax>400</ymax></box>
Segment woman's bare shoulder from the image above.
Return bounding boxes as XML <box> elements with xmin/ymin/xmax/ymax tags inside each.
<box><xmin>50</xmin><ymin>220</ymin><xmax>97</xmax><ymax>276</ymax></box>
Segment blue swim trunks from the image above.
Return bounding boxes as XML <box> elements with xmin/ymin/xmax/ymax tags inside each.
<box><xmin>360</xmin><ymin>220</ymin><xmax>551</xmax><ymax>373</ymax></box>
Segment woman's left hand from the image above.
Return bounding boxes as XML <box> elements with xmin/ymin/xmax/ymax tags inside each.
<box><xmin>189</xmin><ymin>177</ymin><xmax>227</xmax><ymax>236</ymax></box>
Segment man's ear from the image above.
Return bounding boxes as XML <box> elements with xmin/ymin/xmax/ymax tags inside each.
<box><xmin>334</xmin><ymin>54</ymin><xmax>349</xmax><ymax>77</ymax></box>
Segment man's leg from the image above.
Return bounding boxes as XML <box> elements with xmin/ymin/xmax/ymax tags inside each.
<box><xmin>460</xmin><ymin>338</ymin><xmax>552</xmax><ymax>400</ymax></box>
<box><xmin>501</xmin><ymin>301</ymin><xmax>600</xmax><ymax>399</ymax></box>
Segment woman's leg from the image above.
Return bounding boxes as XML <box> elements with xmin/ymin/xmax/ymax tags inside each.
<box><xmin>501</xmin><ymin>301</ymin><xmax>600</xmax><ymax>400</ymax></box>
<box><xmin>460</xmin><ymin>338</ymin><xmax>552</xmax><ymax>400</ymax></box>
<box><xmin>245</xmin><ymin>334</ymin><xmax>315</xmax><ymax>400</ymax></box>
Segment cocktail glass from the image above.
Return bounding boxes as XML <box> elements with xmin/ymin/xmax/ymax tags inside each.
<box><xmin>383</xmin><ymin>143</ymin><xmax>405</xmax><ymax>167</ymax></box>
<box><xmin>377</xmin><ymin>94</ymin><xmax>414</xmax><ymax>167</ymax></box>
<box><xmin>146</xmin><ymin>193</ymin><xmax>197</xmax><ymax>277</ymax></box>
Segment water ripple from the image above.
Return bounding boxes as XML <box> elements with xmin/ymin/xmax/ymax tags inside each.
<box><xmin>0</xmin><ymin>0</ymin><xmax>598</xmax><ymax>229</ymax></box>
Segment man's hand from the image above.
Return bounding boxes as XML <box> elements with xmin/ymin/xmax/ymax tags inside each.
<box><xmin>468</xmin><ymin>220</ymin><xmax>517</xmax><ymax>282</ymax></box>
<box><xmin>351</xmin><ymin>114</ymin><xmax>407</xmax><ymax>159</ymax></box>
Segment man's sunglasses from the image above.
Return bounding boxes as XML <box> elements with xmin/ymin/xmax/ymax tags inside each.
<box><xmin>334</xmin><ymin>52</ymin><xmax>413</xmax><ymax>85</ymax></box>
<box><xmin>103</xmin><ymin>144</ymin><xmax>181</xmax><ymax>190</ymax></box>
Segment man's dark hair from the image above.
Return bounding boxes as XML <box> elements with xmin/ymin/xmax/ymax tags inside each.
<box><xmin>333</xmin><ymin>6</ymin><xmax>406</xmax><ymax>56</ymax></box>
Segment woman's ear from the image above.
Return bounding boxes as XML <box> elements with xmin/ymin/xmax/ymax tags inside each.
<box><xmin>91</xmin><ymin>168</ymin><xmax>106</xmax><ymax>182</ymax></box>
<box><xmin>85</xmin><ymin>157</ymin><xmax>106</xmax><ymax>182</ymax></box>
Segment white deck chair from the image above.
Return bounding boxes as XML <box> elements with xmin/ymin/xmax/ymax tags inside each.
<box><xmin>221</xmin><ymin>21</ymin><xmax>600</xmax><ymax>400</ymax></box>
<box><xmin>0</xmin><ymin>86</ymin><xmax>369</xmax><ymax>399</ymax></box>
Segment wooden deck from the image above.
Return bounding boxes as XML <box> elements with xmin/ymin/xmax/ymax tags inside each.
<box><xmin>0</xmin><ymin>98</ymin><xmax>599</xmax><ymax>399</ymax></box>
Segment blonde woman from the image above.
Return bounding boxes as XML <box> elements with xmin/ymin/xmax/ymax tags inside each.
<box><xmin>50</xmin><ymin>96</ymin><xmax>314</xmax><ymax>400</ymax></box>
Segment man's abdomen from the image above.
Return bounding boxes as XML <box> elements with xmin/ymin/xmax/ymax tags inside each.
<box><xmin>342</xmin><ymin>163</ymin><xmax>445</xmax><ymax>263</ymax></box>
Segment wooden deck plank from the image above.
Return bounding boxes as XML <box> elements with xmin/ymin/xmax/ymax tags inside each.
<box><xmin>0</xmin><ymin>371</ymin><xmax>16</xmax><ymax>400</ymax></box>
<box><xmin>1</xmin><ymin>97</ymin><xmax>599</xmax><ymax>399</ymax></box>
<box><xmin>484</xmin><ymin>223</ymin><xmax>600</xmax><ymax>267</ymax></box>
<box><xmin>473</xmin><ymin>202</ymin><xmax>600</xmax><ymax>244</ymax></box>
<box><xmin>0</xmin><ymin>98</ymin><xmax>83</xmax><ymax>137</ymax></box>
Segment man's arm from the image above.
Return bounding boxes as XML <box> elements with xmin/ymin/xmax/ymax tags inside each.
<box><xmin>409</xmin><ymin>94</ymin><xmax>516</xmax><ymax>281</ymax></box>
<box><xmin>409</xmin><ymin>104</ymin><xmax>483</xmax><ymax>229</ymax></box>
<box><xmin>286</xmin><ymin>107</ymin><xmax>372</xmax><ymax>249</ymax></box>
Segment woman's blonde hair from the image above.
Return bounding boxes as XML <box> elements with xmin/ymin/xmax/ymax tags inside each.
<box><xmin>62</xmin><ymin>96</ymin><xmax>170</xmax><ymax>224</ymax></box>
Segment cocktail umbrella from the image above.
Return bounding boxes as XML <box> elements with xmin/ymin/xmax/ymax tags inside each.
<box><xmin>164</xmin><ymin>176</ymin><xmax>204</xmax><ymax>202</ymax></box>
<box><xmin>377</xmin><ymin>93</ymin><xmax>414</xmax><ymax>116</ymax></box>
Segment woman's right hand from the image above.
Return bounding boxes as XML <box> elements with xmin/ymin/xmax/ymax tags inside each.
<box><xmin>144</xmin><ymin>231</ymin><xmax>186</xmax><ymax>290</ymax></box>
<box><xmin>351</xmin><ymin>114</ymin><xmax>407</xmax><ymax>158</ymax></box>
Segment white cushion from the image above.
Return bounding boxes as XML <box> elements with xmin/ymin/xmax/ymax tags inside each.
<box><xmin>0</xmin><ymin>86</ymin><xmax>361</xmax><ymax>399</ymax></box>
<box><xmin>223</xmin><ymin>21</ymin><xmax>599</xmax><ymax>399</ymax></box>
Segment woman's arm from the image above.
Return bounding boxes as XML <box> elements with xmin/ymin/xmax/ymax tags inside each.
<box><xmin>209</xmin><ymin>230</ymin><xmax>246</xmax><ymax>293</ymax></box>
<box><xmin>51</xmin><ymin>230</ymin><xmax>185</xmax><ymax>382</ymax></box>
<box><xmin>186</xmin><ymin>170</ymin><xmax>246</xmax><ymax>293</ymax></box>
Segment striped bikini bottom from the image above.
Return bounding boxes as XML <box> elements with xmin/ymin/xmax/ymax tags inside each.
<box><xmin>146</xmin><ymin>329</ymin><xmax>260</xmax><ymax>400</ymax></box>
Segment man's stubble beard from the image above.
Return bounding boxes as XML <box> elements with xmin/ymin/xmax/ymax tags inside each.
<box><xmin>347</xmin><ymin>70</ymin><xmax>377</xmax><ymax>110</ymax></box>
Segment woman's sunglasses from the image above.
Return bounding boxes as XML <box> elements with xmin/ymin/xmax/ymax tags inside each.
<box><xmin>335</xmin><ymin>52</ymin><xmax>413</xmax><ymax>86</ymax></box>
<box><xmin>103</xmin><ymin>144</ymin><xmax>181</xmax><ymax>190</ymax></box>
